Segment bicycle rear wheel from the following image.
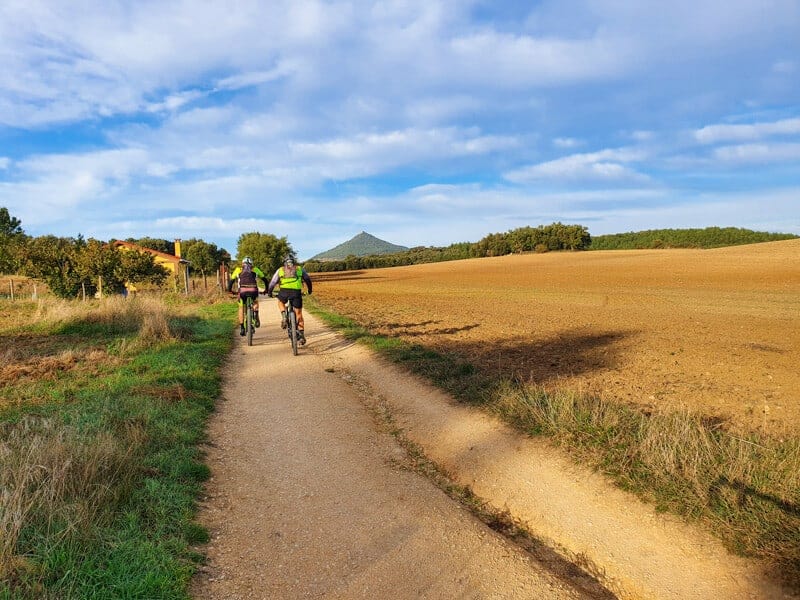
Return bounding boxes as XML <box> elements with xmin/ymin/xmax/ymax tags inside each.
<box><xmin>288</xmin><ymin>309</ymin><xmax>298</xmax><ymax>356</ymax></box>
<box><xmin>246</xmin><ymin>301</ymin><xmax>254</xmax><ymax>346</ymax></box>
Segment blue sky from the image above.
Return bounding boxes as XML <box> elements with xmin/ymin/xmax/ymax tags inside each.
<box><xmin>1</xmin><ymin>1</ymin><xmax>798</xmax><ymax>259</ymax></box>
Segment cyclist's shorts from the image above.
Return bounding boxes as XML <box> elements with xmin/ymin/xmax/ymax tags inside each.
<box><xmin>238</xmin><ymin>289</ymin><xmax>258</xmax><ymax>304</ymax></box>
<box><xmin>277</xmin><ymin>289</ymin><xmax>303</xmax><ymax>309</ymax></box>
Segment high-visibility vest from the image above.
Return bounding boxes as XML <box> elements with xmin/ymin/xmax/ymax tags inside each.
<box><xmin>279</xmin><ymin>266</ymin><xmax>303</xmax><ymax>290</ymax></box>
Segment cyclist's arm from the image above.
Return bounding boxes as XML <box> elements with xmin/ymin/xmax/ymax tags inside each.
<box><xmin>302</xmin><ymin>271</ymin><xmax>312</xmax><ymax>294</ymax></box>
<box><xmin>266</xmin><ymin>270</ymin><xmax>280</xmax><ymax>295</ymax></box>
<box><xmin>253</xmin><ymin>267</ymin><xmax>269</xmax><ymax>291</ymax></box>
<box><xmin>227</xmin><ymin>267</ymin><xmax>241</xmax><ymax>293</ymax></box>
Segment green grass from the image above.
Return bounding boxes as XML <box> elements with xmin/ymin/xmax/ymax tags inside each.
<box><xmin>308</xmin><ymin>298</ymin><xmax>800</xmax><ymax>590</ymax></box>
<box><xmin>0</xmin><ymin>296</ymin><xmax>236</xmax><ymax>599</ymax></box>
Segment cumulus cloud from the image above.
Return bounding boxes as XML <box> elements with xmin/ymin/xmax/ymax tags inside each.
<box><xmin>447</xmin><ymin>31</ymin><xmax>635</xmax><ymax>86</ymax></box>
<box><xmin>712</xmin><ymin>142</ymin><xmax>800</xmax><ymax>163</ymax></box>
<box><xmin>288</xmin><ymin>127</ymin><xmax>519</xmax><ymax>181</ymax></box>
<box><xmin>553</xmin><ymin>137</ymin><xmax>582</xmax><ymax>148</ymax></box>
<box><xmin>504</xmin><ymin>148</ymin><xmax>651</xmax><ymax>184</ymax></box>
<box><xmin>694</xmin><ymin>118</ymin><xmax>800</xmax><ymax>144</ymax></box>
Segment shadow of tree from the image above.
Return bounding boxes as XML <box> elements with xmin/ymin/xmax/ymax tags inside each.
<box><xmin>710</xmin><ymin>475</ymin><xmax>800</xmax><ymax>518</ymax></box>
<box><xmin>708</xmin><ymin>475</ymin><xmax>800</xmax><ymax>585</ymax></box>
<box><xmin>363</xmin><ymin>319</ymin><xmax>635</xmax><ymax>387</ymax></box>
<box><xmin>382</xmin><ymin>319</ymin><xmax>482</xmax><ymax>337</ymax></box>
<box><xmin>311</xmin><ymin>271</ymin><xmax>383</xmax><ymax>283</ymax></box>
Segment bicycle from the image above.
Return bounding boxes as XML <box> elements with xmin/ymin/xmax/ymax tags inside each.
<box><xmin>231</xmin><ymin>291</ymin><xmax>257</xmax><ymax>346</ymax></box>
<box><xmin>281</xmin><ymin>295</ymin><xmax>300</xmax><ymax>356</ymax></box>
<box><xmin>243</xmin><ymin>294</ymin><xmax>256</xmax><ymax>346</ymax></box>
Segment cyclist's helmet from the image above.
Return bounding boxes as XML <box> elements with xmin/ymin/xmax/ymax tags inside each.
<box><xmin>242</xmin><ymin>256</ymin><xmax>253</xmax><ymax>266</ymax></box>
<box><xmin>284</xmin><ymin>255</ymin><xmax>295</xmax><ymax>267</ymax></box>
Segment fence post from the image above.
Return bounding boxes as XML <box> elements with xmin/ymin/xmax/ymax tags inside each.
<box><xmin>9</xmin><ymin>278</ymin><xmax>14</xmax><ymax>301</ymax></box>
<box><xmin>82</xmin><ymin>282</ymin><xmax>86</xmax><ymax>301</ymax></box>
<box><xmin>32</xmin><ymin>284</ymin><xmax>37</xmax><ymax>300</ymax></box>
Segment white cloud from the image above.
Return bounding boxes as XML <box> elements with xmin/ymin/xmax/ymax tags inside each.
<box><xmin>18</xmin><ymin>148</ymin><xmax>150</xmax><ymax>181</ymax></box>
<box><xmin>504</xmin><ymin>148</ymin><xmax>651</xmax><ymax>184</ymax></box>
<box><xmin>447</xmin><ymin>31</ymin><xmax>635</xmax><ymax>86</ymax></box>
<box><xmin>694</xmin><ymin>118</ymin><xmax>800</xmax><ymax>144</ymax></box>
<box><xmin>215</xmin><ymin>62</ymin><xmax>299</xmax><ymax>91</ymax></box>
<box><xmin>712</xmin><ymin>142</ymin><xmax>800</xmax><ymax>163</ymax></box>
<box><xmin>0</xmin><ymin>157</ymin><xmax>9</xmax><ymax>170</ymax></box>
<box><xmin>288</xmin><ymin>127</ymin><xmax>518</xmax><ymax>180</ymax></box>
<box><xmin>145</xmin><ymin>90</ymin><xmax>206</xmax><ymax>113</ymax></box>
<box><xmin>771</xmin><ymin>60</ymin><xmax>796</xmax><ymax>74</ymax></box>
<box><xmin>553</xmin><ymin>137</ymin><xmax>582</xmax><ymax>148</ymax></box>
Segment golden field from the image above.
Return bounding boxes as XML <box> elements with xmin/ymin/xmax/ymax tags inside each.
<box><xmin>311</xmin><ymin>239</ymin><xmax>800</xmax><ymax>433</ymax></box>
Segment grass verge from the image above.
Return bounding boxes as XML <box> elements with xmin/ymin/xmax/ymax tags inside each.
<box><xmin>308</xmin><ymin>298</ymin><xmax>800</xmax><ymax>590</ymax></box>
<box><xmin>0</xmin><ymin>295</ymin><xmax>235</xmax><ymax>599</ymax></box>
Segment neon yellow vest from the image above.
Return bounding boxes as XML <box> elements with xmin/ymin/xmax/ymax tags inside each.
<box><xmin>279</xmin><ymin>266</ymin><xmax>303</xmax><ymax>290</ymax></box>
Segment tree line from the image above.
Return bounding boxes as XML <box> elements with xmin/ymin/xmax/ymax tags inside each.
<box><xmin>305</xmin><ymin>222</ymin><xmax>591</xmax><ymax>272</ymax></box>
<box><xmin>589</xmin><ymin>227</ymin><xmax>798</xmax><ymax>250</ymax></box>
<box><xmin>0</xmin><ymin>207</ymin><xmax>298</xmax><ymax>298</ymax></box>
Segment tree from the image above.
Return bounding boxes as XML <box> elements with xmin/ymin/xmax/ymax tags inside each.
<box><xmin>128</xmin><ymin>237</ymin><xmax>173</xmax><ymax>254</ymax></box>
<box><xmin>0</xmin><ymin>207</ymin><xmax>26</xmax><ymax>274</ymax></box>
<box><xmin>21</xmin><ymin>235</ymin><xmax>169</xmax><ymax>298</ymax></box>
<box><xmin>117</xmin><ymin>248</ymin><xmax>169</xmax><ymax>288</ymax></box>
<box><xmin>236</xmin><ymin>232</ymin><xmax>293</xmax><ymax>275</ymax></box>
<box><xmin>21</xmin><ymin>235</ymin><xmax>84</xmax><ymax>298</ymax></box>
<box><xmin>74</xmin><ymin>238</ymin><xmax>124</xmax><ymax>294</ymax></box>
<box><xmin>183</xmin><ymin>239</ymin><xmax>224</xmax><ymax>289</ymax></box>
<box><xmin>0</xmin><ymin>207</ymin><xmax>23</xmax><ymax>237</ymax></box>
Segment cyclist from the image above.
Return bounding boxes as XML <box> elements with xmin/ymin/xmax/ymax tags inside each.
<box><xmin>227</xmin><ymin>256</ymin><xmax>268</xmax><ymax>336</ymax></box>
<box><xmin>267</xmin><ymin>255</ymin><xmax>313</xmax><ymax>344</ymax></box>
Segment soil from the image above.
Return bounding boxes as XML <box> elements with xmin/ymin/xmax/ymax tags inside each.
<box><xmin>191</xmin><ymin>305</ymin><xmax>797</xmax><ymax>599</ymax></box>
<box><xmin>309</xmin><ymin>240</ymin><xmax>800</xmax><ymax>434</ymax></box>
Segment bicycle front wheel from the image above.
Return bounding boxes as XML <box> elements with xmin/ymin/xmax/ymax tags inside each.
<box><xmin>288</xmin><ymin>309</ymin><xmax>298</xmax><ymax>356</ymax></box>
<box><xmin>246</xmin><ymin>302</ymin><xmax>254</xmax><ymax>346</ymax></box>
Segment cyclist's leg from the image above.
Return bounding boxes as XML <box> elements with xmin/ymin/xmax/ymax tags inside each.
<box><xmin>292</xmin><ymin>292</ymin><xmax>306</xmax><ymax>343</ymax></box>
<box><xmin>237</xmin><ymin>295</ymin><xmax>246</xmax><ymax>335</ymax></box>
<box><xmin>276</xmin><ymin>292</ymin><xmax>288</xmax><ymax>328</ymax></box>
<box><xmin>253</xmin><ymin>298</ymin><xmax>260</xmax><ymax>327</ymax></box>
<box><xmin>295</xmin><ymin>308</ymin><xmax>306</xmax><ymax>344</ymax></box>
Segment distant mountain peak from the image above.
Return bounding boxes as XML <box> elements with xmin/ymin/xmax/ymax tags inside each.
<box><xmin>311</xmin><ymin>232</ymin><xmax>409</xmax><ymax>260</ymax></box>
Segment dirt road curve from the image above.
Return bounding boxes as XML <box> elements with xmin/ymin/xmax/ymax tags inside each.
<box><xmin>191</xmin><ymin>310</ymin><xmax>795</xmax><ymax>600</ymax></box>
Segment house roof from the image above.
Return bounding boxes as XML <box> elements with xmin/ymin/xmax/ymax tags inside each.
<box><xmin>111</xmin><ymin>240</ymin><xmax>189</xmax><ymax>263</ymax></box>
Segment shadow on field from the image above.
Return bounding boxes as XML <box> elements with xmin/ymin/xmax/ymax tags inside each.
<box><xmin>421</xmin><ymin>327</ymin><xmax>635</xmax><ymax>387</ymax></box>
<box><xmin>311</xmin><ymin>271</ymin><xmax>384</xmax><ymax>283</ymax></box>
<box><xmin>710</xmin><ymin>476</ymin><xmax>800</xmax><ymax>518</ymax></box>
<box><xmin>384</xmin><ymin>319</ymin><xmax>481</xmax><ymax>337</ymax></box>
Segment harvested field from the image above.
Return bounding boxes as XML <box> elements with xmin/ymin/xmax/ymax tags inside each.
<box><xmin>311</xmin><ymin>239</ymin><xmax>800</xmax><ymax>433</ymax></box>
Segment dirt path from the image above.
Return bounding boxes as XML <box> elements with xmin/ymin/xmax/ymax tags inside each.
<box><xmin>191</xmin><ymin>311</ymin><xmax>796</xmax><ymax>600</ymax></box>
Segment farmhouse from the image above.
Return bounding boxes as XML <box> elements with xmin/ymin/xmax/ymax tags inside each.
<box><xmin>111</xmin><ymin>239</ymin><xmax>191</xmax><ymax>293</ymax></box>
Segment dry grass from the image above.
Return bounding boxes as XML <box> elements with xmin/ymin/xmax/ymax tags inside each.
<box><xmin>458</xmin><ymin>374</ymin><xmax>800</xmax><ymax>583</ymax></box>
<box><xmin>0</xmin><ymin>296</ymin><xmax>179</xmax><ymax>409</ymax></box>
<box><xmin>36</xmin><ymin>295</ymin><xmax>176</xmax><ymax>342</ymax></box>
<box><xmin>0</xmin><ymin>416</ymin><xmax>146</xmax><ymax>581</ymax></box>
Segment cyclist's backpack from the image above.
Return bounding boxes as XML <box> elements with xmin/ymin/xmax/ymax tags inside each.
<box><xmin>239</xmin><ymin>262</ymin><xmax>257</xmax><ymax>287</ymax></box>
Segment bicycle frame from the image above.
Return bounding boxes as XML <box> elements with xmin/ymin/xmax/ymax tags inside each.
<box><xmin>243</xmin><ymin>294</ymin><xmax>255</xmax><ymax>346</ymax></box>
<box><xmin>282</xmin><ymin>296</ymin><xmax>299</xmax><ymax>356</ymax></box>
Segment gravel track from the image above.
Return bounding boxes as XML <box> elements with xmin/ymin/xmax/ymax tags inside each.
<box><xmin>191</xmin><ymin>309</ymin><xmax>795</xmax><ymax>600</ymax></box>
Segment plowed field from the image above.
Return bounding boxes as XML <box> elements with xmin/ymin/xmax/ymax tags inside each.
<box><xmin>311</xmin><ymin>239</ymin><xmax>800</xmax><ymax>433</ymax></box>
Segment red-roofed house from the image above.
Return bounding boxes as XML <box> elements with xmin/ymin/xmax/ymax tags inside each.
<box><xmin>111</xmin><ymin>239</ymin><xmax>191</xmax><ymax>293</ymax></box>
